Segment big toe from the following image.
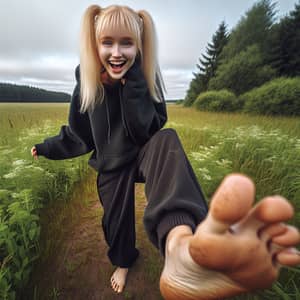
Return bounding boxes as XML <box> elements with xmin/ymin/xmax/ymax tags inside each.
<box><xmin>207</xmin><ymin>174</ymin><xmax>256</xmax><ymax>233</ymax></box>
<box><xmin>189</xmin><ymin>174</ymin><xmax>256</xmax><ymax>270</ymax></box>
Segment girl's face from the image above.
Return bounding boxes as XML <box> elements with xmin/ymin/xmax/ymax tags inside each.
<box><xmin>98</xmin><ymin>28</ymin><xmax>138</xmax><ymax>82</ymax></box>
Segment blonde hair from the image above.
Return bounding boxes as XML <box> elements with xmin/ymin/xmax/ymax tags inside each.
<box><xmin>79</xmin><ymin>4</ymin><xmax>165</xmax><ymax>113</ymax></box>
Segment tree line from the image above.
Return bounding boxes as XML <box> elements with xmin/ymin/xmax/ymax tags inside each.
<box><xmin>184</xmin><ymin>0</ymin><xmax>300</xmax><ymax>116</ymax></box>
<box><xmin>0</xmin><ymin>83</ymin><xmax>70</xmax><ymax>103</ymax></box>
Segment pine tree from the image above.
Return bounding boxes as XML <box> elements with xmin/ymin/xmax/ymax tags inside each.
<box><xmin>184</xmin><ymin>21</ymin><xmax>228</xmax><ymax>106</ymax></box>
<box><xmin>198</xmin><ymin>21</ymin><xmax>228</xmax><ymax>80</ymax></box>
<box><xmin>220</xmin><ymin>0</ymin><xmax>276</xmax><ymax>62</ymax></box>
<box><xmin>268</xmin><ymin>1</ymin><xmax>300</xmax><ymax>76</ymax></box>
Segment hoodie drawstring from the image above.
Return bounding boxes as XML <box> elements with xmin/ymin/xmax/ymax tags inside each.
<box><xmin>119</xmin><ymin>87</ymin><xmax>129</xmax><ymax>137</ymax></box>
<box><xmin>105</xmin><ymin>99</ymin><xmax>111</xmax><ymax>144</ymax></box>
<box><xmin>104</xmin><ymin>85</ymin><xmax>129</xmax><ymax>144</ymax></box>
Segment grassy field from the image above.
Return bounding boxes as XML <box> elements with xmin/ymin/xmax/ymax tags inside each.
<box><xmin>0</xmin><ymin>102</ymin><xmax>299</xmax><ymax>299</ymax></box>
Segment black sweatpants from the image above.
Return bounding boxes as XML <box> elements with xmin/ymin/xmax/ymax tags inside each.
<box><xmin>96</xmin><ymin>128</ymin><xmax>208</xmax><ymax>268</ymax></box>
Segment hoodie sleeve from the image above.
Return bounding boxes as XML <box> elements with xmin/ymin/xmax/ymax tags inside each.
<box><xmin>34</xmin><ymin>65</ymin><xmax>94</xmax><ymax>159</ymax></box>
<box><xmin>122</xmin><ymin>60</ymin><xmax>168</xmax><ymax>146</ymax></box>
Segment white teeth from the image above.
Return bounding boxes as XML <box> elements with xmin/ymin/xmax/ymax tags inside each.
<box><xmin>109</xmin><ymin>61</ymin><xmax>126</xmax><ymax>66</ymax></box>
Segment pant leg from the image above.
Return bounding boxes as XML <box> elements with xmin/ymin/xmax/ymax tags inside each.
<box><xmin>96</xmin><ymin>163</ymin><xmax>139</xmax><ymax>268</ymax></box>
<box><xmin>136</xmin><ymin>128</ymin><xmax>208</xmax><ymax>255</ymax></box>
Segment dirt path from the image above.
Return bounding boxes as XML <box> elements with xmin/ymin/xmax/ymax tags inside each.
<box><xmin>24</xmin><ymin>173</ymin><xmax>164</xmax><ymax>300</ymax></box>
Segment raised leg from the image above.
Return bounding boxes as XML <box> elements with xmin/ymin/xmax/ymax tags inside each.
<box><xmin>160</xmin><ymin>174</ymin><xmax>300</xmax><ymax>300</ymax></box>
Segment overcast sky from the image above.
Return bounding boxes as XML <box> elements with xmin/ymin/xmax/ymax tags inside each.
<box><xmin>0</xmin><ymin>0</ymin><xmax>297</xmax><ymax>99</ymax></box>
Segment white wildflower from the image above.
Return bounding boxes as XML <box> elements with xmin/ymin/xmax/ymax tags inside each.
<box><xmin>167</xmin><ymin>121</ymin><xmax>185</xmax><ymax>127</ymax></box>
<box><xmin>216</xmin><ymin>159</ymin><xmax>231</xmax><ymax>166</ymax></box>
<box><xmin>0</xmin><ymin>149</ymin><xmax>13</xmax><ymax>155</ymax></box>
<box><xmin>30</xmin><ymin>166</ymin><xmax>45</xmax><ymax>172</ymax></box>
<box><xmin>264</xmin><ymin>156</ymin><xmax>276</xmax><ymax>162</ymax></box>
<box><xmin>202</xmin><ymin>174</ymin><xmax>212</xmax><ymax>181</ymax></box>
<box><xmin>3</xmin><ymin>171</ymin><xmax>18</xmax><ymax>179</ymax></box>
<box><xmin>198</xmin><ymin>167</ymin><xmax>210</xmax><ymax>174</ymax></box>
<box><xmin>12</xmin><ymin>159</ymin><xmax>27</xmax><ymax>166</ymax></box>
<box><xmin>191</xmin><ymin>152</ymin><xmax>208</xmax><ymax>161</ymax></box>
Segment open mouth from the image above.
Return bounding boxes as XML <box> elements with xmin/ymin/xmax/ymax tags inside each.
<box><xmin>108</xmin><ymin>61</ymin><xmax>127</xmax><ymax>69</ymax></box>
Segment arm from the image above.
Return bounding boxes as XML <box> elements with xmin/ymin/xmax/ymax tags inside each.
<box><xmin>34</xmin><ymin>65</ymin><xmax>94</xmax><ymax>159</ymax></box>
<box><xmin>122</xmin><ymin>60</ymin><xmax>168</xmax><ymax>146</ymax></box>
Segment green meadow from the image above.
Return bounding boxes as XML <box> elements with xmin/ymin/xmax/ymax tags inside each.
<box><xmin>0</xmin><ymin>102</ymin><xmax>299</xmax><ymax>299</ymax></box>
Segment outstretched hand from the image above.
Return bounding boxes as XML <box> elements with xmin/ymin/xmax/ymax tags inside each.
<box><xmin>31</xmin><ymin>146</ymin><xmax>38</xmax><ymax>160</ymax></box>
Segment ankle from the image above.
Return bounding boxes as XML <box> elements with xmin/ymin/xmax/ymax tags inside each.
<box><xmin>166</xmin><ymin>225</ymin><xmax>193</xmax><ymax>255</ymax></box>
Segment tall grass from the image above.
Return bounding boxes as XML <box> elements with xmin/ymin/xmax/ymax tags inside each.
<box><xmin>0</xmin><ymin>103</ymin><xmax>92</xmax><ymax>299</ymax></box>
<box><xmin>0</xmin><ymin>103</ymin><xmax>299</xmax><ymax>299</ymax></box>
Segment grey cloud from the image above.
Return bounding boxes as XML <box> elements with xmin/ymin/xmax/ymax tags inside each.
<box><xmin>0</xmin><ymin>0</ymin><xmax>296</xmax><ymax>98</ymax></box>
<box><xmin>162</xmin><ymin>68</ymin><xmax>194</xmax><ymax>99</ymax></box>
<box><xmin>0</xmin><ymin>56</ymin><xmax>78</xmax><ymax>93</ymax></box>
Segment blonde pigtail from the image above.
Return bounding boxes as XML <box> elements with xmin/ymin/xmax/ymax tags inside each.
<box><xmin>138</xmin><ymin>10</ymin><xmax>166</xmax><ymax>103</ymax></box>
<box><xmin>79</xmin><ymin>5</ymin><xmax>103</xmax><ymax>113</ymax></box>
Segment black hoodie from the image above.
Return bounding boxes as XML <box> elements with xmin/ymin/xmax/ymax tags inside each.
<box><xmin>35</xmin><ymin>61</ymin><xmax>168</xmax><ymax>173</ymax></box>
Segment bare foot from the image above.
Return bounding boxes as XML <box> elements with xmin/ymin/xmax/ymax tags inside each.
<box><xmin>160</xmin><ymin>174</ymin><xmax>300</xmax><ymax>300</ymax></box>
<box><xmin>110</xmin><ymin>267</ymin><xmax>128</xmax><ymax>293</ymax></box>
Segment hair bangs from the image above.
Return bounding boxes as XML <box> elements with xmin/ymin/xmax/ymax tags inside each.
<box><xmin>96</xmin><ymin>6</ymin><xmax>142</xmax><ymax>49</ymax></box>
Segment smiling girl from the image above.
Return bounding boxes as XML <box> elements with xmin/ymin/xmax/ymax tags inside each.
<box><xmin>31</xmin><ymin>4</ymin><xmax>300</xmax><ymax>299</ymax></box>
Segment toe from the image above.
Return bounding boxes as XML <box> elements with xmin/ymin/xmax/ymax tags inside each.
<box><xmin>258</xmin><ymin>223</ymin><xmax>287</xmax><ymax>242</ymax></box>
<box><xmin>252</xmin><ymin>196</ymin><xmax>294</xmax><ymax>224</ymax></box>
<box><xmin>113</xmin><ymin>282</ymin><xmax>118</xmax><ymax>292</ymax></box>
<box><xmin>276</xmin><ymin>248</ymin><xmax>300</xmax><ymax>266</ymax></box>
<box><xmin>111</xmin><ymin>278</ymin><xmax>117</xmax><ymax>291</ymax></box>
<box><xmin>209</xmin><ymin>174</ymin><xmax>255</xmax><ymax>232</ymax></box>
<box><xmin>233</xmin><ymin>196</ymin><xmax>295</xmax><ymax>239</ymax></box>
<box><xmin>272</xmin><ymin>225</ymin><xmax>300</xmax><ymax>247</ymax></box>
<box><xmin>117</xmin><ymin>285</ymin><xmax>123</xmax><ymax>293</ymax></box>
<box><xmin>190</xmin><ymin>174</ymin><xmax>256</xmax><ymax>270</ymax></box>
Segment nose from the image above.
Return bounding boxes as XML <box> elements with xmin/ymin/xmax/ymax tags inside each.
<box><xmin>112</xmin><ymin>44</ymin><xmax>121</xmax><ymax>57</ymax></box>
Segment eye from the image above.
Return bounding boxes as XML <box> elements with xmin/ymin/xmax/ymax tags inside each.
<box><xmin>121</xmin><ymin>39</ymin><xmax>134</xmax><ymax>46</ymax></box>
<box><xmin>101</xmin><ymin>39</ymin><xmax>113</xmax><ymax>46</ymax></box>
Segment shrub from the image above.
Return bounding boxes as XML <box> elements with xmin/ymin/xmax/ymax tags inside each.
<box><xmin>208</xmin><ymin>45</ymin><xmax>276</xmax><ymax>95</ymax></box>
<box><xmin>241</xmin><ymin>77</ymin><xmax>300</xmax><ymax>115</ymax></box>
<box><xmin>193</xmin><ymin>90</ymin><xmax>241</xmax><ymax>112</ymax></box>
